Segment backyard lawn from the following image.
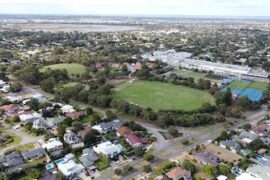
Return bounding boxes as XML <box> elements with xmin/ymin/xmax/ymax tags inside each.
<box><xmin>40</xmin><ymin>63</ymin><xmax>87</xmax><ymax>75</ymax></box>
<box><xmin>113</xmin><ymin>80</ymin><xmax>215</xmax><ymax>111</ymax></box>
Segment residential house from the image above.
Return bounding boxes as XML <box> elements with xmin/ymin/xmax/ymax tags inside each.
<box><xmin>220</xmin><ymin>140</ymin><xmax>241</xmax><ymax>153</ymax></box>
<box><xmin>22</xmin><ymin>148</ymin><xmax>46</xmax><ymax>161</ymax></box>
<box><xmin>195</xmin><ymin>151</ymin><xmax>220</xmax><ymax>167</ymax></box>
<box><xmin>64</xmin><ymin>131</ymin><xmax>84</xmax><ymax>149</ymax></box>
<box><xmin>42</xmin><ymin>138</ymin><xmax>63</xmax><ymax>156</ymax></box>
<box><xmin>57</xmin><ymin>154</ymin><xmax>85</xmax><ymax>178</ymax></box>
<box><xmin>77</xmin><ymin>126</ymin><xmax>92</xmax><ymax>139</ymax></box>
<box><xmin>251</xmin><ymin>124</ymin><xmax>270</xmax><ymax>136</ymax></box>
<box><xmin>61</xmin><ymin>105</ymin><xmax>75</xmax><ymax>113</ymax></box>
<box><xmin>241</xmin><ymin>164</ymin><xmax>270</xmax><ymax>180</ymax></box>
<box><xmin>79</xmin><ymin>148</ymin><xmax>99</xmax><ymax>172</ymax></box>
<box><xmin>92</xmin><ymin>119</ymin><xmax>123</xmax><ymax>133</ymax></box>
<box><xmin>239</xmin><ymin>131</ymin><xmax>258</xmax><ymax>144</ymax></box>
<box><xmin>165</xmin><ymin>166</ymin><xmax>192</xmax><ymax>180</ymax></box>
<box><xmin>32</xmin><ymin>118</ymin><xmax>49</xmax><ymax>129</ymax></box>
<box><xmin>19</xmin><ymin>111</ymin><xmax>42</xmax><ymax>124</ymax></box>
<box><xmin>65</xmin><ymin>111</ymin><xmax>85</xmax><ymax>120</ymax></box>
<box><xmin>0</xmin><ymin>104</ymin><xmax>26</xmax><ymax>119</ymax></box>
<box><xmin>116</xmin><ymin>126</ymin><xmax>147</xmax><ymax>148</ymax></box>
<box><xmin>205</xmin><ymin>144</ymin><xmax>242</xmax><ymax>164</ymax></box>
<box><xmin>0</xmin><ymin>151</ymin><xmax>24</xmax><ymax>172</ymax></box>
<box><xmin>93</xmin><ymin>141</ymin><xmax>123</xmax><ymax>159</ymax></box>
<box><xmin>46</xmin><ymin>116</ymin><xmax>65</xmax><ymax>127</ymax></box>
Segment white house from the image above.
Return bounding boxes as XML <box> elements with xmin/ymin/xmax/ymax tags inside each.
<box><xmin>57</xmin><ymin>154</ymin><xmax>85</xmax><ymax>178</ymax></box>
<box><xmin>42</xmin><ymin>138</ymin><xmax>63</xmax><ymax>153</ymax></box>
<box><xmin>19</xmin><ymin>112</ymin><xmax>42</xmax><ymax>124</ymax></box>
<box><xmin>32</xmin><ymin>118</ymin><xmax>49</xmax><ymax>129</ymax></box>
<box><xmin>61</xmin><ymin>105</ymin><xmax>75</xmax><ymax>113</ymax></box>
<box><xmin>93</xmin><ymin>141</ymin><xmax>123</xmax><ymax>159</ymax></box>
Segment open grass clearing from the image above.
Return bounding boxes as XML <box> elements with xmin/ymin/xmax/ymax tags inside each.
<box><xmin>168</xmin><ymin>69</ymin><xmax>206</xmax><ymax>80</ymax></box>
<box><xmin>40</xmin><ymin>63</ymin><xmax>87</xmax><ymax>75</ymax></box>
<box><xmin>113</xmin><ymin>80</ymin><xmax>215</xmax><ymax>111</ymax></box>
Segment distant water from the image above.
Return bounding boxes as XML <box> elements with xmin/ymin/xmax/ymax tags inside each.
<box><xmin>15</xmin><ymin>23</ymin><xmax>142</xmax><ymax>32</ymax></box>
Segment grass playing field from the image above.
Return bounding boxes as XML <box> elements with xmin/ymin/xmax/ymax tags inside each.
<box><xmin>169</xmin><ymin>69</ymin><xmax>206</xmax><ymax>80</ymax></box>
<box><xmin>40</xmin><ymin>63</ymin><xmax>87</xmax><ymax>75</ymax></box>
<box><xmin>228</xmin><ymin>80</ymin><xmax>268</xmax><ymax>91</ymax></box>
<box><xmin>113</xmin><ymin>80</ymin><xmax>215</xmax><ymax>111</ymax></box>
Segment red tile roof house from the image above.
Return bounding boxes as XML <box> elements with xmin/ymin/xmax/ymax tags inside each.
<box><xmin>165</xmin><ymin>166</ymin><xmax>192</xmax><ymax>180</ymax></box>
<box><xmin>251</xmin><ymin>124</ymin><xmax>270</xmax><ymax>136</ymax></box>
<box><xmin>116</xmin><ymin>127</ymin><xmax>147</xmax><ymax>148</ymax></box>
<box><xmin>0</xmin><ymin>104</ymin><xmax>25</xmax><ymax>119</ymax></box>
<box><xmin>64</xmin><ymin>111</ymin><xmax>85</xmax><ymax>120</ymax></box>
<box><xmin>131</xmin><ymin>62</ymin><xmax>142</xmax><ymax>70</ymax></box>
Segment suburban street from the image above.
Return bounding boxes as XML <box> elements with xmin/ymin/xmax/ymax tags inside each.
<box><xmin>7</xmin><ymin>78</ymin><xmax>270</xmax><ymax>180</ymax></box>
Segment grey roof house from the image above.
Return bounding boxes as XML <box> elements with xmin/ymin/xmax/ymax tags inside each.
<box><xmin>220</xmin><ymin>140</ymin><xmax>241</xmax><ymax>153</ymax></box>
<box><xmin>79</xmin><ymin>148</ymin><xmax>99</xmax><ymax>169</ymax></box>
<box><xmin>92</xmin><ymin>119</ymin><xmax>123</xmax><ymax>133</ymax></box>
<box><xmin>22</xmin><ymin>148</ymin><xmax>46</xmax><ymax>161</ymax></box>
<box><xmin>195</xmin><ymin>151</ymin><xmax>220</xmax><ymax>167</ymax></box>
<box><xmin>0</xmin><ymin>151</ymin><xmax>24</xmax><ymax>171</ymax></box>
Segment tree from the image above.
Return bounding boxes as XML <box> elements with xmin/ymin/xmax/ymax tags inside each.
<box><xmin>91</xmin><ymin>113</ymin><xmax>101</xmax><ymax>125</ymax></box>
<box><xmin>28</xmin><ymin>168</ymin><xmax>42</xmax><ymax>179</ymax></box>
<box><xmin>224</xmin><ymin>88</ymin><xmax>232</xmax><ymax>106</ymax></box>
<box><xmin>83</xmin><ymin>129</ymin><xmax>101</xmax><ymax>147</ymax></box>
<box><xmin>85</xmin><ymin>107</ymin><xmax>93</xmax><ymax>115</ymax></box>
<box><xmin>114</xmin><ymin>168</ymin><xmax>122</xmax><ymax>176</ymax></box>
<box><xmin>237</xmin><ymin>96</ymin><xmax>250</xmax><ymax>110</ymax></box>
<box><xmin>181</xmin><ymin>139</ymin><xmax>190</xmax><ymax>145</ymax></box>
<box><xmin>203</xmin><ymin>165</ymin><xmax>217</xmax><ymax>177</ymax></box>
<box><xmin>248</xmin><ymin>139</ymin><xmax>267</xmax><ymax>151</ymax></box>
<box><xmin>26</xmin><ymin>98</ymin><xmax>40</xmax><ymax>111</ymax></box>
<box><xmin>72</xmin><ymin>121</ymin><xmax>83</xmax><ymax>132</ymax></box>
<box><xmin>10</xmin><ymin>116</ymin><xmax>20</xmax><ymax>123</ymax></box>
<box><xmin>143</xmin><ymin>164</ymin><xmax>152</xmax><ymax>173</ymax></box>
<box><xmin>63</xmin><ymin>117</ymin><xmax>73</xmax><ymax>126</ymax></box>
<box><xmin>9</xmin><ymin>82</ymin><xmax>22</xmax><ymax>92</ymax></box>
<box><xmin>243</xmin><ymin>124</ymin><xmax>251</xmax><ymax>131</ymax></box>
<box><xmin>122</xmin><ymin>165</ymin><xmax>133</xmax><ymax>175</ymax></box>
<box><xmin>168</xmin><ymin>127</ymin><xmax>178</xmax><ymax>137</ymax></box>
<box><xmin>134</xmin><ymin>148</ymin><xmax>144</xmax><ymax>157</ymax></box>
<box><xmin>57</xmin><ymin>124</ymin><xmax>67</xmax><ymax>138</ymax></box>
<box><xmin>182</xmin><ymin>160</ymin><xmax>196</xmax><ymax>174</ymax></box>
<box><xmin>105</xmin><ymin>110</ymin><xmax>117</xmax><ymax>121</ymax></box>
<box><xmin>218</xmin><ymin>163</ymin><xmax>231</xmax><ymax>175</ymax></box>
<box><xmin>143</xmin><ymin>150</ymin><xmax>154</xmax><ymax>162</ymax></box>
<box><xmin>40</xmin><ymin>77</ymin><xmax>57</xmax><ymax>93</ymax></box>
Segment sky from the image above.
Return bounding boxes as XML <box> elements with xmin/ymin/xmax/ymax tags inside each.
<box><xmin>0</xmin><ymin>0</ymin><xmax>270</xmax><ymax>17</ymax></box>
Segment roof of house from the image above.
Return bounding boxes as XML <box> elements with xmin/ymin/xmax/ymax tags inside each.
<box><xmin>220</xmin><ymin>140</ymin><xmax>241</xmax><ymax>150</ymax></box>
<box><xmin>239</xmin><ymin>131</ymin><xmax>258</xmax><ymax>141</ymax></box>
<box><xmin>0</xmin><ymin>151</ymin><xmax>24</xmax><ymax>168</ymax></box>
<box><xmin>79</xmin><ymin>148</ymin><xmax>99</xmax><ymax>167</ymax></box>
<box><xmin>196</xmin><ymin>151</ymin><xmax>220</xmax><ymax>167</ymax></box>
<box><xmin>247</xmin><ymin>164</ymin><xmax>270</xmax><ymax>180</ymax></box>
<box><xmin>22</xmin><ymin>148</ymin><xmax>46</xmax><ymax>160</ymax></box>
<box><xmin>125</xmin><ymin>133</ymin><xmax>142</xmax><ymax>145</ymax></box>
<box><xmin>42</xmin><ymin>138</ymin><xmax>63</xmax><ymax>150</ymax></box>
<box><xmin>57</xmin><ymin>159</ymin><xmax>84</xmax><ymax>177</ymax></box>
<box><xmin>116</xmin><ymin>126</ymin><xmax>133</xmax><ymax>136</ymax></box>
<box><xmin>46</xmin><ymin>116</ymin><xmax>65</xmax><ymax>126</ymax></box>
<box><xmin>64</xmin><ymin>132</ymin><xmax>80</xmax><ymax>144</ymax></box>
<box><xmin>166</xmin><ymin>166</ymin><xmax>191</xmax><ymax>180</ymax></box>
<box><xmin>65</xmin><ymin>111</ymin><xmax>84</xmax><ymax>119</ymax></box>
<box><xmin>33</xmin><ymin>118</ymin><xmax>48</xmax><ymax>128</ymax></box>
<box><xmin>93</xmin><ymin>141</ymin><xmax>123</xmax><ymax>155</ymax></box>
<box><xmin>77</xmin><ymin>126</ymin><xmax>91</xmax><ymax>139</ymax></box>
<box><xmin>92</xmin><ymin>119</ymin><xmax>123</xmax><ymax>132</ymax></box>
<box><xmin>0</xmin><ymin>104</ymin><xmax>20</xmax><ymax>112</ymax></box>
<box><xmin>252</xmin><ymin>124</ymin><xmax>270</xmax><ymax>135</ymax></box>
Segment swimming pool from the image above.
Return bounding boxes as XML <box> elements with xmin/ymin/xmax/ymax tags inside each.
<box><xmin>55</xmin><ymin>158</ymin><xmax>65</xmax><ymax>165</ymax></box>
<box><xmin>46</xmin><ymin>163</ymin><xmax>55</xmax><ymax>170</ymax></box>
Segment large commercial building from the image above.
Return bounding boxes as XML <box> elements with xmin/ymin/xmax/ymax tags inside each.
<box><xmin>142</xmin><ymin>50</ymin><xmax>269</xmax><ymax>79</ymax></box>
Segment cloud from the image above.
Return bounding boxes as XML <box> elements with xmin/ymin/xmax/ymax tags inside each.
<box><xmin>0</xmin><ymin>0</ymin><xmax>270</xmax><ymax>16</ymax></box>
